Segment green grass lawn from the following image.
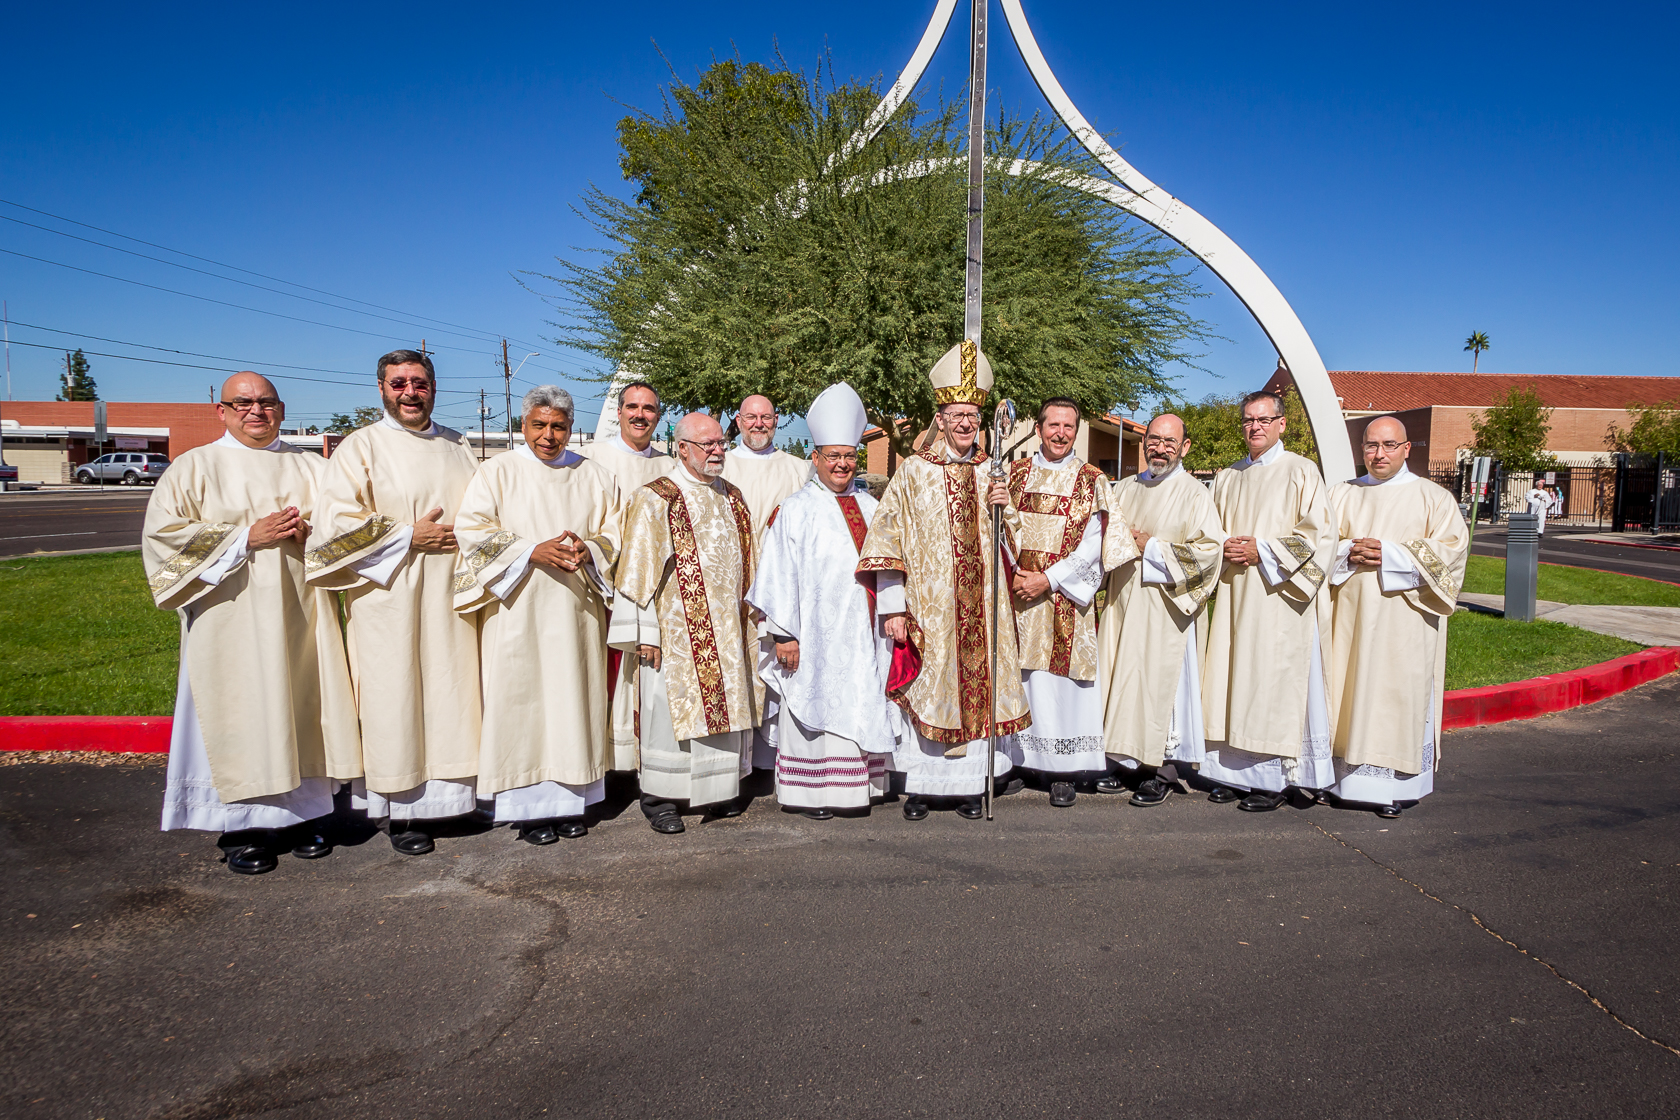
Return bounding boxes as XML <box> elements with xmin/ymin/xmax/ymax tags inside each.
<box><xmin>0</xmin><ymin>551</ymin><xmax>1657</xmax><ymax>717</ymax></box>
<box><xmin>1443</xmin><ymin>609</ymin><xmax>1643</xmax><ymax>691</ymax></box>
<box><xmin>0</xmin><ymin>551</ymin><xmax>179</xmax><ymax>716</ymax></box>
<box><xmin>1461</xmin><ymin>554</ymin><xmax>1680</xmax><ymax>606</ymax></box>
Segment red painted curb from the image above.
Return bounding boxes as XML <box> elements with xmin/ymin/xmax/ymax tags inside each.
<box><xmin>0</xmin><ymin>716</ymin><xmax>172</xmax><ymax>753</ymax></box>
<box><xmin>1441</xmin><ymin>646</ymin><xmax>1680</xmax><ymax>731</ymax></box>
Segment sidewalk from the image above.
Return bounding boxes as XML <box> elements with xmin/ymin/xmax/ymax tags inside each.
<box><xmin>1457</xmin><ymin>592</ymin><xmax>1680</xmax><ymax>646</ymax></box>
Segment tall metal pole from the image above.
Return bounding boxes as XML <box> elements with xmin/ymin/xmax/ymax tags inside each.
<box><xmin>479</xmin><ymin>388</ymin><xmax>488</xmax><ymax>462</ymax></box>
<box><xmin>963</xmin><ymin>0</ymin><xmax>988</xmax><ymax>348</ymax></box>
<box><xmin>502</xmin><ymin>338</ymin><xmax>513</xmax><ymax>453</ymax></box>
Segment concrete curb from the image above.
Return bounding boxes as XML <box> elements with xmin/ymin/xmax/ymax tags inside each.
<box><xmin>1441</xmin><ymin>646</ymin><xmax>1680</xmax><ymax>731</ymax></box>
<box><xmin>5</xmin><ymin>648</ymin><xmax>1678</xmax><ymax>752</ymax></box>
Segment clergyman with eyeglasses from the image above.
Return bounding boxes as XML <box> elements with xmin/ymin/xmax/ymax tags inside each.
<box><xmin>306</xmin><ymin>349</ymin><xmax>484</xmax><ymax>856</ymax></box>
<box><xmin>1322</xmin><ymin>416</ymin><xmax>1469</xmax><ymax>819</ymax></box>
<box><xmin>855</xmin><ymin>341</ymin><xmax>1028</xmax><ymax>822</ymax></box>
<box><xmin>608</xmin><ymin>411</ymin><xmax>764</xmax><ymax>834</ymax></box>
<box><xmin>1199</xmin><ymin>389</ymin><xmax>1339</xmax><ymax>813</ymax></box>
<box><xmin>1096</xmin><ymin>412</ymin><xmax>1226</xmax><ymax>808</ymax></box>
<box><xmin>745</xmin><ymin>383</ymin><xmax>898</xmax><ymax>818</ymax></box>
<box><xmin>141</xmin><ymin>372</ymin><xmax>361</xmax><ymax>875</ymax></box>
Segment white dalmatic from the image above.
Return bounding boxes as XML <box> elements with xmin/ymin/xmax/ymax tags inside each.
<box><xmin>747</xmin><ymin>477</ymin><xmax>897</xmax><ymax>809</ymax></box>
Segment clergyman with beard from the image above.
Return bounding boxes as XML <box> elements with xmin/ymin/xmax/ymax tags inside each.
<box><xmin>720</xmin><ymin>393</ymin><xmax>812</xmax><ymax>537</ymax></box>
<box><xmin>306</xmin><ymin>349</ymin><xmax>483</xmax><ymax>855</ymax></box>
<box><xmin>608</xmin><ymin>412</ymin><xmax>764</xmax><ymax>834</ymax></box>
<box><xmin>1096</xmin><ymin>413</ymin><xmax>1226</xmax><ymax>806</ymax></box>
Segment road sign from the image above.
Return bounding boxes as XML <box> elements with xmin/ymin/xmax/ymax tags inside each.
<box><xmin>93</xmin><ymin>401</ymin><xmax>107</xmax><ymax>445</ymax></box>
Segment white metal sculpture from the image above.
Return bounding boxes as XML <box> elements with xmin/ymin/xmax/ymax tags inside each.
<box><xmin>852</xmin><ymin>0</ymin><xmax>1355</xmax><ymax>481</ymax></box>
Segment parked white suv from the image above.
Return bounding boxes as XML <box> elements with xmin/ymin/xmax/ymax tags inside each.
<box><xmin>75</xmin><ymin>453</ymin><xmax>171</xmax><ymax>485</ymax></box>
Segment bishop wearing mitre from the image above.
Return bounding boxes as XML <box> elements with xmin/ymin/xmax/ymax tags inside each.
<box><xmin>144</xmin><ymin>372</ymin><xmax>360</xmax><ymax>875</ymax></box>
<box><xmin>857</xmin><ymin>341</ymin><xmax>1026</xmax><ymax>821</ymax></box>
<box><xmin>1097</xmin><ymin>413</ymin><xmax>1224</xmax><ymax>807</ymax></box>
<box><xmin>746</xmin><ymin>383</ymin><xmax>897</xmax><ymax>818</ymax></box>
<box><xmin>452</xmin><ymin>386</ymin><xmax>623</xmax><ymax>844</ymax></box>
<box><xmin>1200</xmin><ymin>390</ymin><xmax>1339</xmax><ymax>812</ymax></box>
<box><xmin>1005</xmin><ymin>399</ymin><xmax>1136</xmax><ymax>807</ymax></box>
<box><xmin>1326</xmin><ymin>416</ymin><xmax>1469</xmax><ymax>818</ymax></box>
<box><xmin>306</xmin><ymin>350</ymin><xmax>482</xmax><ymax>855</ymax></box>
<box><xmin>609</xmin><ymin>412</ymin><xmax>764</xmax><ymax>834</ymax></box>
<box><xmin>579</xmin><ymin>379</ymin><xmax>671</xmax><ymax>774</ymax></box>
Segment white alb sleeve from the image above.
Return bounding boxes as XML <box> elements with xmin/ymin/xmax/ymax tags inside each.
<box><xmin>197</xmin><ymin>527</ymin><xmax>252</xmax><ymax>586</ymax></box>
<box><xmin>349</xmin><ymin>524</ymin><xmax>415</xmax><ymax>588</ymax></box>
<box><xmin>875</xmin><ymin>570</ymin><xmax>906</xmax><ymax>615</ymax></box>
<box><xmin>1255</xmin><ymin>538</ymin><xmax>1288</xmax><ymax>587</ymax></box>
<box><xmin>1377</xmin><ymin>540</ymin><xmax>1423</xmax><ymax>592</ymax></box>
<box><xmin>1330</xmin><ymin>539</ymin><xmax>1357</xmax><ymax>586</ymax></box>
<box><xmin>1044</xmin><ymin>516</ymin><xmax>1105</xmax><ymax>608</ymax></box>
<box><xmin>1139</xmin><ymin>536</ymin><xmax>1175</xmax><ymax>586</ymax></box>
<box><xmin>483</xmin><ymin>540</ymin><xmax>537</xmax><ymax>602</ymax></box>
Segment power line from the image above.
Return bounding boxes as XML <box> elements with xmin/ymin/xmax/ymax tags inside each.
<box><xmin>0</xmin><ymin>196</ymin><xmax>563</xmax><ymax>358</ymax></box>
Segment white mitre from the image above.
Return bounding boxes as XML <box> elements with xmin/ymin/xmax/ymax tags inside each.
<box><xmin>807</xmin><ymin>382</ymin><xmax>868</xmax><ymax>448</ymax></box>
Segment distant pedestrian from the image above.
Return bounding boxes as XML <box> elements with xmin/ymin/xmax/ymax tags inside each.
<box><xmin>1525</xmin><ymin>482</ymin><xmax>1550</xmax><ymax>534</ymax></box>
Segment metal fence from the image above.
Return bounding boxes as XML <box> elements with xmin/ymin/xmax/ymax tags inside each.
<box><xmin>1425</xmin><ymin>457</ymin><xmax>1680</xmax><ymax>533</ymax></box>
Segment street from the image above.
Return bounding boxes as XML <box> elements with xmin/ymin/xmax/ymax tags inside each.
<box><xmin>3</xmin><ymin>675</ymin><xmax>1678</xmax><ymax>1119</ymax></box>
<box><xmin>0</xmin><ymin>490</ymin><xmax>152</xmax><ymax>558</ymax></box>
<box><xmin>1472</xmin><ymin>526</ymin><xmax>1680</xmax><ymax>585</ymax></box>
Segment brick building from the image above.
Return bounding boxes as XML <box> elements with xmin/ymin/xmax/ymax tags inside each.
<box><xmin>1259</xmin><ymin>369</ymin><xmax>1680</xmax><ymax>474</ymax></box>
<box><xmin>0</xmin><ymin>401</ymin><xmax>222</xmax><ymax>484</ymax></box>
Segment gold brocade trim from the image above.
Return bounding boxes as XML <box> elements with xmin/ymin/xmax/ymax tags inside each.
<box><xmin>1008</xmin><ymin>463</ymin><xmax>1099</xmax><ymax>677</ymax></box>
<box><xmin>147</xmin><ymin>522</ymin><xmax>237</xmax><ymax>596</ymax></box>
<box><xmin>1300</xmin><ymin>559</ymin><xmax>1326</xmax><ymax>593</ymax></box>
<box><xmin>304</xmin><ymin>513</ymin><xmax>399</xmax><ymax>573</ymax></box>
<box><xmin>932</xmin><ymin>339</ymin><xmax>987</xmax><ymax>406</ymax></box>
<box><xmin>1405</xmin><ymin>538</ymin><xmax>1459</xmax><ymax>597</ymax></box>
<box><xmin>1279</xmin><ymin>534</ymin><xmax>1314</xmax><ymax>566</ymax></box>
<box><xmin>1169</xmin><ymin>542</ymin><xmax>1212</xmax><ymax>605</ymax></box>
<box><xmin>453</xmin><ymin>529</ymin><xmax>521</xmax><ymax>595</ymax></box>
<box><xmin>855</xmin><ymin>557</ymin><xmax>907</xmax><ymax>573</ymax></box>
<box><xmin>646</xmin><ymin>476</ymin><xmax>734</xmax><ymax>735</ymax></box>
<box><xmin>940</xmin><ymin>457</ymin><xmax>992</xmax><ymax>741</ymax></box>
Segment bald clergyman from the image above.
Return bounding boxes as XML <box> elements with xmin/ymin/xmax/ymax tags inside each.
<box><xmin>1096</xmin><ymin>413</ymin><xmax>1225</xmax><ymax>807</ymax></box>
<box><xmin>609</xmin><ymin>412</ymin><xmax>764</xmax><ymax>834</ymax></box>
<box><xmin>1325</xmin><ymin>416</ymin><xmax>1469</xmax><ymax>818</ymax></box>
<box><xmin>143</xmin><ymin>373</ymin><xmax>361</xmax><ymax>875</ymax></box>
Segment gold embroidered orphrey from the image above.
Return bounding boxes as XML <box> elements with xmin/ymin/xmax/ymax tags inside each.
<box><xmin>304</xmin><ymin>513</ymin><xmax>399</xmax><ymax>573</ymax></box>
<box><xmin>1405</xmin><ymin>538</ymin><xmax>1459</xmax><ymax>596</ymax></box>
<box><xmin>451</xmin><ymin>529</ymin><xmax>521</xmax><ymax>595</ymax></box>
<box><xmin>146</xmin><ymin>521</ymin><xmax>238</xmax><ymax>596</ymax></box>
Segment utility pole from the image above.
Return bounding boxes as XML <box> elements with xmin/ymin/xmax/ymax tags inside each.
<box><xmin>3</xmin><ymin>299</ymin><xmax>11</xmax><ymax>400</ymax></box>
<box><xmin>420</xmin><ymin>339</ymin><xmax>428</xmax><ymax>357</ymax></box>
<box><xmin>479</xmin><ymin>388</ymin><xmax>488</xmax><ymax>461</ymax></box>
<box><xmin>502</xmin><ymin>338</ymin><xmax>513</xmax><ymax>452</ymax></box>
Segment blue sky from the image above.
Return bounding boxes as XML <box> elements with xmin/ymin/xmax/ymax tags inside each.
<box><xmin>1</xmin><ymin>1</ymin><xmax>1674</xmax><ymax>436</ymax></box>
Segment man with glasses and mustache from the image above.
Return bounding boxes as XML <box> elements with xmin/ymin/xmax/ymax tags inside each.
<box><xmin>578</xmin><ymin>379</ymin><xmax>671</xmax><ymax>774</ymax></box>
<box><xmin>1199</xmin><ymin>389</ymin><xmax>1338</xmax><ymax>813</ymax></box>
<box><xmin>307</xmin><ymin>350</ymin><xmax>483</xmax><ymax>855</ymax></box>
<box><xmin>1096</xmin><ymin>413</ymin><xmax>1225</xmax><ymax>806</ymax></box>
<box><xmin>1323</xmin><ymin>416</ymin><xmax>1468</xmax><ymax>819</ymax></box>
<box><xmin>142</xmin><ymin>372</ymin><xmax>360</xmax><ymax>874</ymax></box>
<box><xmin>1003</xmin><ymin>399</ymin><xmax>1137</xmax><ymax>808</ymax></box>
<box><xmin>857</xmin><ymin>342</ymin><xmax>1027</xmax><ymax>821</ymax></box>
<box><xmin>746</xmin><ymin>383</ymin><xmax>896</xmax><ymax>818</ymax></box>
<box><xmin>610</xmin><ymin>412</ymin><xmax>763</xmax><ymax>834</ymax></box>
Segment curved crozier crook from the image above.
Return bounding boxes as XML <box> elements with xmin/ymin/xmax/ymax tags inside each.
<box><xmin>847</xmin><ymin>0</ymin><xmax>1356</xmax><ymax>481</ymax></box>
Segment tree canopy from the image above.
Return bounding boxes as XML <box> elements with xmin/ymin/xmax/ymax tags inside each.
<box><xmin>540</xmin><ymin>58</ymin><xmax>1210</xmax><ymax>452</ymax></box>
<box><xmin>1471</xmin><ymin>385</ymin><xmax>1558</xmax><ymax>471</ymax></box>
<box><xmin>1607</xmin><ymin>400</ymin><xmax>1680</xmax><ymax>462</ymax></box>
<box><xmin>57</xmin><ymin>349</ymin><xmax>98</xmax><ymax>402</ymax></box>
<box><xmin>1160</xmin><ymin>387</ymin><xmax>1320</xmax><ymax>473</ymax></box>
<box><xmin>325</xmin><ymin>405</ymin><xmax>384</xmax><ymax>434</ymax></box>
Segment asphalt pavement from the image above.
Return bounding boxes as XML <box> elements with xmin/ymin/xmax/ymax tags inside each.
<box><xmin>1473</xmin><ymin>525</ymin><xmax>1680</xmax><ymax>585</ymax></box>
<box><xmin>3</xmin><ymin>675</ymin><xmax>1678</xmax><ymax>1119</ymax></box>
<box><xmin>0</xmin><ymin>488</ymin><xmax>152</xmax><ymax>558</ymax></box>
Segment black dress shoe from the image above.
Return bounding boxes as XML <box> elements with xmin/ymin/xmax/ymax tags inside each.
<box><xmin>1130</xmin><ymin>778</ymin><xmax>1171</xmax><ymax>807</ymax></box>
<box><xmin>556</xmin><ymin>819</ymin><xmax>588</xmax><ymax>839</ymax></box>
<box><xmin>289</xmin><ymin>829</ymin><xmax>333</xmax><ymax>859</ymax></box>
<box><xmin>226</xmin><ymin>843</ymin><xmax>278</xmax><ymax>875</ymax></box>
<box><xmin>390</xmin><ymin>826</ymin><xmax>435</xmax><ymax>855</ymax></box>
<box><xmin>707</xmin><ymin>800</ymin><xmax>745</xmax><ymax>819</ymax></box>
<box><xmin>1049</xmin><ymin>781</ymin><xmax>1077</xmax><ymax>808</ymax></box>
<box><xmin>903</xmin><ymin>796</ymin><xmax>930</xmax><ymax>821</ymax></box>
<box><xmin>1238</xmin><ymin>791</ymin><xmax>1287</xmax><ymax>813</ymax></box>
<box><xmin>649</xmin><ymin>811</ymin><xmax>685</xmax><ymax>835</ymax></box>
<box><xmin>1375</xmin><ymin>804</ymin><xmax>1402</xmax><ymax>819</ymax></box>
<box><xmin>519</xmin><ymin>822</ymin><xmax>560</xmax><ymax>846</ymax></box>
<box><xmin>800</xmin><ymin>808</ymin><xmax>835</xmax><ymax>820</ymax></box>
<box><xmin>1094</xmin><ymin>775</ymin><xmax>1126</xmax><ymax>794</ymax></box>
<box><xmin>994</xmin><ymin>776</ymin><xmax>1026</xmax><ymax>797</ymax></box>
<box><xmin>955</xmin><ymin>799</ymin><xmax>984</xmax><ymax>820</ymax></box>
<box><xmin>1207</xmin><ymin>785</ymin><xmax>1242</xmax><ymax>804</ymax></box>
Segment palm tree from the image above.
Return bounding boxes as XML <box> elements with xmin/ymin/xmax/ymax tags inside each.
<box><xmin>1464</xmin><ymin>331</ymin><xmax>1491</xmax><ymax>373</ymax></box>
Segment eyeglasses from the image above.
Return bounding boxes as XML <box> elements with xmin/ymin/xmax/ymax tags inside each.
<box><xmin>1143</xmin><ymin>436</ymin><xmax>1182</xmax><ymax>448</ymax></box>
<box><xmin>816</xmin><ymin>451</ymin><xmax>858</xmax><ymax>465</ymax></box>
<box><xmin>680</xmin><ymin>438</ymin><xmax>729</xmax><ymax>453</ymax></box>
<box><xmin>1363</xmin><ymin>440</ymin><xmax>1408</xmax><ymax>453</ymax></box>
<box><xmin>221</xmin><ymin>398</ymin><xmax>281</xmax><ymax>413</ymax></box>
<box><xmin>382</xmin><ymin>378</ymin><xmax>433</xmax><ymax>393</ymax></box>
<box><xmin>1239</xmin><ymin>414</ymin><xmax>1284</xmax><ymax>428</ymax></box>
<box><xmin>942</xmin><ymin>411</ymin><xmax>982</xmax><ymax>429</ymax></box>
